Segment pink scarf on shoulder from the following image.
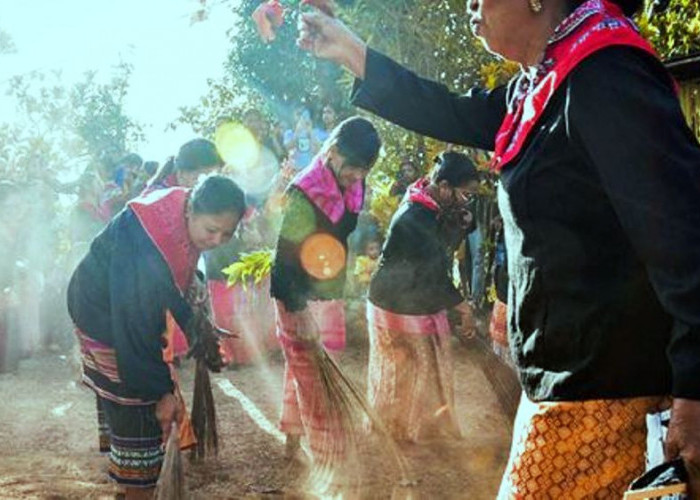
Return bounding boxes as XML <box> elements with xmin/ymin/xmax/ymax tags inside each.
<box><xmin>292</xmin><ymin>156</ymin><xmax>365</xmax><ymax>224</ymax></box>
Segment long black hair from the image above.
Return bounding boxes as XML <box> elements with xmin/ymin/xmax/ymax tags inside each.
<box><xmin>148</xmin><ymin>138</ymin><xmax>223</xmax><ymax>188</ymax></box>
<box><xmin>324</xmin><ymin>116</ymin><xmax>381</xmax><ymax>171</ymax></box>
<box><xmin>190</xmin><ymin>174</ymin><xmax>246</xmax><ymax>218</ymax></box>
<box><xmin>431</xmin><ymin>151</ymin><xmax>479</xmax><ymax>187</ymax></box>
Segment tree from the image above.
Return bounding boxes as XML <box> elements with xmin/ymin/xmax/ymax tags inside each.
<box><xmin>639</xmin><ymin>0</ymin><xmax>700</xmax><ymax>60</ymax></box>
<box><xmin>0</xmin><ymin>63</ymin><xmax>144</xmax><ymax>184</ymax></box>
<box><xmin>0</xmin><ymin>28</ymin><xmax>16</xmax><ymax>55</ymax></box>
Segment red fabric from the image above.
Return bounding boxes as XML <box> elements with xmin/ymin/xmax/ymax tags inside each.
<box><xmin>128</xmin><ymin>188</ymin><xmax>199</xmax><ymax>294</ymax></box>
<box><xmin>405</xmin><ymin>177</ymin><xmax>439</xmax><ymax>212</ymax></box>
<box><xmin>367</xmin><ymin>301</ymin><xmax>446</xmax><ymax>336</ymax></box>
<box><xmin>491</xmin><ymin>0</ymin><xmax>658</xmax><ymax>172</ymax></box>
<box><xmin>293</xmin><ymin>156</ymin><xmax>365</xmax><ymax>224</ymax></box>
<box><xmin>275</xmin><ymin>299</ymin><xmax>347</xmax><ymax>465</ymax></box>
<box><xmin>210</xmin><ymin>278</ymin><xmax>279</xmax><ymax>365</ymax></box>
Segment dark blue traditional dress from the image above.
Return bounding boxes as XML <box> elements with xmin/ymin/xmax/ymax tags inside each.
<box><xmin>68</xmin><ymin>187</ymin><xmax>197</xmax><ymax>488</ymax></box>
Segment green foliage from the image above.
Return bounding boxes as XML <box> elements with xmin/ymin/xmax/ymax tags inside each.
<box><xmin>0</xmin><ymin>63</ymin><xmax>143</xmax><ymax>183</ymax></box>
<box><xmin>0</xmin><ymin>28</ymin><xmax>16</xmax><ymax>54</ymax></box>
<box><xmin>367</xmin><ymin>173</ymin><xmax>400</xmax><ymax>234</ymax></box>
<box><xmin>639</xmin><ymin>0</ymin><xmax>700</xmax><ymax>60</ymax></box>
<box><xmin>222</xmin><ymin>248</ymin><xmax>275</xmax><ymax>288</ymax></box>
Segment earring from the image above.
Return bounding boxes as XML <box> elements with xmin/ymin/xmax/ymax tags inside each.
<box><xmin>529</xmin><ymin>0</ymin><xmax>542</xmax><ymax>13</ymax></box>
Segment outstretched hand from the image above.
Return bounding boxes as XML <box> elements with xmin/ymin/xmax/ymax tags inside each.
<box><xmin>297</xmin><ymin>10</ymin><xmax>367</xmax><ymax>78</ymax></box>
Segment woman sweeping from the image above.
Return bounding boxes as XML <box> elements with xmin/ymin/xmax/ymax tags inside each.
<box><xmin>367</xmin><ymin>151</ymin><xmax>478</xmax><ymax>443</ymax></box>
<box><xmin>68</xmin><ymin>174</ymin><xmax>245</xmax><ymax>500</ymax></box>
<box><xmin>299</xmin><ymin>0</ymin><xmax>700</xmax><ymax>497</ymax></box>
<box><xmin>270</xmin><ymin>116</ymin><xmax>380</xmax><ymax>484</ymax></box>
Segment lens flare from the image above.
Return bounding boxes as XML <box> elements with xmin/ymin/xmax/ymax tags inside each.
<box><xmin>215</xmin><ymin>121</ymin><xmax>260</xmax><ymax>170</ymax></box>
<box><xmin>230</xmin><ymin>146</ymin><xmax>280</xmax><ymax>198</ymax></box>
<box><xmin>299</xmin><ymin>233</ymin><xmax>346</xmax><ymax>280</ymax></box>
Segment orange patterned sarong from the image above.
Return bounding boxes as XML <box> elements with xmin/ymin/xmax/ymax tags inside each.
<box><xmin>497</xmin><ymin>394</ymin><xmax>669</xmax><ymax>499</ymax></box>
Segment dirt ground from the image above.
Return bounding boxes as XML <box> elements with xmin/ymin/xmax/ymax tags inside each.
<box><xmin>0</xmin><ymin>331</ymin><xmax>515</xmax><ymax>500</ymax></box>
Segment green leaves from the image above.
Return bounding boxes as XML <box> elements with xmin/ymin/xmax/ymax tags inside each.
<box><xmin>222</xmin><ymin>248</ymin><xmax>275</xmax><ymax>288</ymax></box>
<box><xmin>639</xmin><ymin>0</ymin><xmax>700</xmax><ymax>59</ymax></box>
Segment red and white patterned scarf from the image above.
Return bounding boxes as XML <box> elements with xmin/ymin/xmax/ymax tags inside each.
<box><xmin>129</xmin><ymin>187</ymin><xmax>200</xmax><ymax>294</ymax></box>
<box><xmin>492</xmin><ymin>0</ymin><xmax>658</xmax><ymax>172</ymax></box>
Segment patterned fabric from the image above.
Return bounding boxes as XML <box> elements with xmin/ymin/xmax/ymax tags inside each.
<box><xmin>497</xmin><ymin>394</ymin><xmax>669</xmax><ymax>499</ymax></box>
<box><xmin>293</xmin><ymin>157</ymin><xmax>365</xmax><ymax>224</ymax></box>
<box><xmin>98</xmin><ymin>396</ymin><xmax>164</xmax><ymax>488</ymax></box>
<box><xmin>77</xmin><ymin>328</ymin><xmax>154</xmax><ymax>405</ymax></box>
<box><xmin>275</xmin><ymin>299</ymin><xmax>346</xmax><ymax>451</ymax></box>
<box><xmin>492</xmin><ymin>0</ymin><xmax>657</xmax><ymax>172</ymax></box>
<box><xmin>129</xmin><ymin>187</ymin><xmax>199</xmax><ymax>294</ymax></box>
<box><xmin>405</xmin><ymin>177</ymin><xmax>439</xmax><ymax>212</ymax></box>
<box><xmin>366</xmin><ymin>302</ymin><xmax>460</xmax><ymax>443</ymax></box>
<box><xmin>80</xmin><ymin>328</ymin><xmax>196</xmax><ymax>450</ymax></box>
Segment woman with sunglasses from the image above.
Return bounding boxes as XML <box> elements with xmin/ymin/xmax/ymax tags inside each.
<box><xmin>366</xmin><ymin>151</ymin><xmax>479</xmax><ymax>443</ymax></box>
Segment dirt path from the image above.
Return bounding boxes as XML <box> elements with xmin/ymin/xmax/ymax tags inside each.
<box><xmin>0</xmin><ymin>337</ymin><xmax>513</xmax><ymax>499</ymax></box>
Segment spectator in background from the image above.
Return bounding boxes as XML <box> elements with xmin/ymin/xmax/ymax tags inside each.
<box><xmin>389</xmin><ymin>156</ymin><xmax>420</xmax><ymax>197</ymax></box>
<box><xmin>243</xmin><ymin>108</ymin><xmax>287</xmax><ymax>162</ymax></box>
<box><xmin>101</xmin><ymin>153</ymin><xmax>143</xmax><ymax>216</ymax></box>
<box><xmin>145</xmin><ymin>138</ymin><xmax>222</xmax><ymax>194</ymax></box>
<box><xmin>283</xmin><ymin>105</ymin><xmax>321</xmax><ymax>171</ymax></box>
<box><xmin>313</xmin><ymin>102</ymin><xmax>339</xmax><ymax>144</ymax></box>
<box><xmin>0</xmin><ymin>182</ymin><xmax>21</xmax><ymax>373</ymax></box>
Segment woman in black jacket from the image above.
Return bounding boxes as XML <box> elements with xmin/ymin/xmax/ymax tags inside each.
<box><xmin>367</xmin><ymin>151</ymin><xmax>478</xmax><ymax>443</ymax></box>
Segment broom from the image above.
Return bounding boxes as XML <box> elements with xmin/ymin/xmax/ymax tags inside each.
<box><xmin>185</xmin><ymin>271</ymin><xmax>227</xmax><ymax>461</ymax></box>
<box><xmin>190</xmin><ymin>355</ymin><xmax>219</xmax><ymax>460</ymax></box>
<box><xmin>154</xmin><ymin>422</ymin><xmax>187</xmax><ymax>500</ymax></box>
<box><xmin>300</xmin><ymin>333</ymin><xmax>412</xmax><ymax>494</ymax></box>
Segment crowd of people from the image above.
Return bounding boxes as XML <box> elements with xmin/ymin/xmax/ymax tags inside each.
<box><xmin>2</xmin><ymin>0</ymin><xmax>699</xmax><ymax>498</ymax></box>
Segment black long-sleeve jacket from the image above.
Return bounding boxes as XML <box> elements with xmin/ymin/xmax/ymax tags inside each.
<box><xmin>67</xmin><ymin>209</ymin><xmax>192</xmax><ymax>401</ymax></box>
<box><xmin>369</xmin><ymin>201</ymin><xmax>463</xmax><ymax>315</ymax></box>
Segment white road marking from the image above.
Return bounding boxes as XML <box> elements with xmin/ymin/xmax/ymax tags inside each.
<box><xmin>51</xmin><ymin>402</ymin><xmax>74</xmax><ymax>417</ymax></box>
<box><xmin>215</xmin><ymin>378</ymin><xmax>285</xmax><ymax>443</ymax></box>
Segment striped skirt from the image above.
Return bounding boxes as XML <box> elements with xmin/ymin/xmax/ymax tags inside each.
<box><xmin>76</xmin><ymin>327</ymin><xmax>196</xmax><ymax>487</ymax></box>
<box><xmin>275</xmin><ymin>299</ymin><xmax>346</xmax><ymax>461</ymax></box>
<box><xmin>366</xmin><ymin>302</ymin><xmax>461</xmax><ymax>443</ymax></box>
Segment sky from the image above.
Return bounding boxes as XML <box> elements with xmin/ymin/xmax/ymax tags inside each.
<box><xmin>1</xmin><ymin>0</ymin><xmax>237</xmax><ymax>161</ymax></box>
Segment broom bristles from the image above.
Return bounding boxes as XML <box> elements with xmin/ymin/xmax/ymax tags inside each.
<box><xmin>154</xmin><ymin>423</ymin><xmax>186</xmax><ymax>500</ymax></box>
<box><xmin>190</xmin><ymin>358</ymin><xmax>219</xmax><ymax>460</ymax></box>
<box><xmin>308</xmin><ymin>345</ymin><xmax>411</xmax><ymax>493</ymax></box>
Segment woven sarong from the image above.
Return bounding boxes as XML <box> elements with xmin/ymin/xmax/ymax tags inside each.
<box><xmin>276</xmin><ymin>299</ymin><xmax>346</xmax><ymax>461</ymax></box>
<box><xmin>497</xmin><ymin>394</ymin><xmax>669</xmax><ymax>499</ymax></box>
<box><xmin>366</xmin><ymin>302</ymin><xmax>461</xmax><ymax>443</ymax></box>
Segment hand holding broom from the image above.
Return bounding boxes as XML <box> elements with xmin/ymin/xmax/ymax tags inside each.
<box><xmin>156</xmin><ymin>393</ymin><xmax>182</xmax><ymax>444</ymax></box>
